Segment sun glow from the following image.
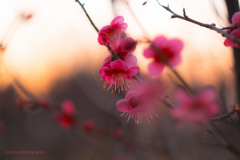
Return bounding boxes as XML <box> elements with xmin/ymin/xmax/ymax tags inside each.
<box><xmin>0</xmin><ymin>0</ymin><xmax>233</xmax><ymax>96</ymax></box>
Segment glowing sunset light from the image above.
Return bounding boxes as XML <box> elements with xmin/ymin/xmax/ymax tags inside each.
<box><xmin>0</xmin><ymin>0</ymin><xmax>233</xmax><ymax>96</ymax></box>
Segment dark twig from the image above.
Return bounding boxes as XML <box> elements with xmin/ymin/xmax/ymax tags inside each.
<box><xmin>156</xmin><ymin>0</ymin><xmax>240</xmax><ymax>45</ymax></box>
<box><xmin>75</xmin><ymin>0</ymin><xmax>99</xmax><ymax>33</ymax></box>
<box><xmin>211</xmin><ymin>105</ymin><xmax>238</xmax><ymax>121</ymax></box>
<box><xmin>168</xmin><ymin>66</ymin><xmax>195</xmax><ymax>95</ymax></box>
<box><xmin>221</xmin><ymin>24</ymin><xmax>238</xmax><ymax>31</ymax></box>
<box><xmin>211</xmin><ymin>110</ymin><xmax>236</xmax><ymax>121</ymax></box>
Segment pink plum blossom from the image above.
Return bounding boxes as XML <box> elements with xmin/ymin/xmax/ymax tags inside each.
<box><xmin>54</xmin><ymin>100</ymin><xmax>76</xmax><ymax>130</ymax></box>
<box><xmin>98</xmin><ymin>16</ymin><xmax>128</xmax><ymax>49</ymax></box>
<box><xmin>231</xmin><ymin>11</ymin><xmax>240</xmax><ymax>26</ymax></box>
<box><xmin>104</xmin><ymin>53</ymin><xmax>137</xmax><ymax>68</ymax></box>
<box><xmin>99</xmin><ymin>59</ymin><xmax>139</xmax><ymax>93</ymax></box>
<box><xmin>116</xmin><ymin>84</ymin><xmax>161</xmax><ymax>124</ymax></box>
<box><xmin>224</xmin><ymin>12</ymin><xmax>240</xmax><ymax>47</ymax></box>
<box><xmin>143</xmin><ymin>36</ymin><xmax>183</xmax><ymax>76</ymax></box>
<box><xmin>171</xmin><ymin>87</ymin><xmax>220</xmax><ymax>123</ymax></box>
<box><xmin>224</xmin><ymin>29</ymin><xmax>240</xmax><ymax>48</ymax></box>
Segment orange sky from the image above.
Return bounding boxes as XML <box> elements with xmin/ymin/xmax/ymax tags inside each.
<box><xmin>0</xmin><ymin>0</ymin><xmax>235</xmax><ymax>97</ymax></box>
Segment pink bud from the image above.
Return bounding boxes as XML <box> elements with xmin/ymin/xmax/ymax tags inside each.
<box><xmin>120</xmin><ymin>37</ymin><xmax>137</xmax><ymax>53</ymax></box>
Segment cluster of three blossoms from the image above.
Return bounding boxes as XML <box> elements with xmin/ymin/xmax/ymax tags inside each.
<box><xmin>98</xmin><ymin>16</ymin><xmax>220</xmax><ymax>124</ymax></box>
<box><xmin>98</xmin><ymin>16</ymin><xmax>161</xmax><ymax>123</ymax></box>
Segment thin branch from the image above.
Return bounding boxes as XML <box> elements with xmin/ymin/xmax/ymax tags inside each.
<box><xmin>168</xmin><ymin>66</ymin><xmax>195</xmax><ymax>94</ymax></box>
<box><xmin>75</xmin><ymin>0</ymin><xmax>99</xmax><ymax>33</ymax></box>
<box><xmin>211</xmin><ymin>105</ymin><xmax>238</xmax><ymax>121</ymax></box>
<box><xmin>211</xmin><ymin>110</ymin><xmax>236</xmax><ymax>121</ymax></box>
<box><xmin>221</xmin><ymin>24</ymin><xmax>238</xmax><ymax>31</ymax></box>
<box><xmin>156</xmin><ymin>0</ymin><xmax>240</xmax><ymax>45</ymax></box>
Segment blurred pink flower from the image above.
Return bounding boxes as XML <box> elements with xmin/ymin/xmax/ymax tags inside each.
<box><xmin>143</xmin><ymin>36</ymin><xmax>183</xmax><ymax>76</ymax></box>
<box><xmin>116</xmin><ymin>86</ymin><xmax>160</xmax><ymax>124</ymax></box>
<box><xmin>16</xmin><ymin>99</ymin><xmax>24</xmax><ymax>110</ymax></box>
<box><xmin>54</xmin><ymin>100</ymin><xmax>76</xmax><ymax>130</ymax></box>
<box><xmin>99</xmin><ymin>59</ymin><xmax>139</xmax><ymax>93</ymax></box>
<box><xmin>171</xmin><ymin>87</ymin><xmax>220</xmax><ymax>123</ymax></box>
<box><xmin>82</xmin><ymin>119</ymin><xmax>95</xmax><ymax>132</ymax></box>
<box><xmin>98</xmin><ymin>16</ymin><xmax>127</xmax><ymax>49</ymax></box>
<box><xmin>224</xmin><ymin>29</ymin><xmax>240</xmax><ymax>48</ymax></box>
<box><xmin>232</xmin><ymin>12</ymin><xmax>240</xmax><ymax>25</ymax></box>
<box><xmin>39</xmin><ymin>99</ymin><xmax>52</xmax><ymax>110</ymax></box>
<box><xmin>113</xmin><ymin>128</ymin><xmax>123</xmax><ymax>140</ymax></box>
<box><xmin>224</xmin><ymin>12</ymin><xmax>240</xmax><ymax>47</ymax></box>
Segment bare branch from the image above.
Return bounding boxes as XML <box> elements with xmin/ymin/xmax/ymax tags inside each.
<box><xmin>156</xmin><ymin>0</ymin><xmax>240</xmax><ymax>45</ymax></box>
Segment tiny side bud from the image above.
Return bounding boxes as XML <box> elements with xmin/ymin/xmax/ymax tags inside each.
<box><xmin>143</xmin><ymin>1</ymin><xmax>147</xmax><ymax>5</ymax></box>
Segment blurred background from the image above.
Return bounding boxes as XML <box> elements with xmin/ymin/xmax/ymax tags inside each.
<box><xmin>0</xmin><ymin>0</ymin><xmax>239</xmax><ymax>159</ymax></box>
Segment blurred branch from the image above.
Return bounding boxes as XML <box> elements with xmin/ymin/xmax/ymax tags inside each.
<box><xmin>211</xmin><ymin>105</ymin><xmax>238</xmax><ymax>121</ymax></box>
<box><xmin>155</xmin><ymin>0</ymin><xmax>240</xmax><ymax>45</ymax></box>
<box><xmin>123</xmin><ymin>0</ymin><xmax>151</xmax><ymax>38</ymax></box>
<box><xmin>211</xmin><ymin>110</ymin><xmax>236</xmax><ymax>121</ymax></box>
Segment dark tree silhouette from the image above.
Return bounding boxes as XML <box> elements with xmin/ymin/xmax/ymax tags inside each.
<box><xmin>225</xmin><ymin>0</ymin><xmax>240</xmax><ymax>106</ymax></box>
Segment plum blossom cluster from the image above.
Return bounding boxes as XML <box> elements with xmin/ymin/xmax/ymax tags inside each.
<box><xmin>54</xmin><ymin>100</ymin><xmax>77</xmax><ymax>130</ymax></box>
<box><xmin>97</xmin><ymin>16</ymin><xmax>221</xmax><ymax>124</ymax></box>
<box><xmin>98</xmin><ymin>16</ymin><xmax>139</xmax><ymax>93</ymax></box>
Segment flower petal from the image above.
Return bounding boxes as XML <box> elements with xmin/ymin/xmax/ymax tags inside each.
<box><xmin>224</xmin><ymin>38</ymin><xmax>238</xmax><ymax>47</ymax></box>
<box><xmin>224</xmin><ymin>30</ymin><xmax>240</xmax><ymax>47</ymax></box>
<box><xmin>116</xmin><ymin>99</ymin><xmax>129</xmax><ymax>112</ymax></box>
<box><xmin>122</xmin><ymin>54</ymin><xmax>137</xmax><ymax>67</ymax></box>
<box><xmin>169</xmin><ymin>56</ymin><xmax>181</xmax><ymax>67</ymax></box>
<box><xmin>127</xmin><ymin>66</ymin><xmax>139</xmax><ymax>77</ymax></box>
<box><xmin>153</xmin><ymin>36</ymin><xmax>168</xmax><ymax>50</ymax></box>
<box><xmin>129</xmin><ymin>107</ymin><xmax>139</xmax><ymax>116</ymax></box>
<box><xmin>98</xmin><ymin>25</ymin><xmax>111</xmax><ymax>45</ymax></box>
<box><xmin>143</xmin><ymin>47</ymin><xmax>155</xmax><ymax>58</ymax></box>
<box><xmin>125</xmin><ymin>91</ymin><xmax>139</xmax><ymax>100</ymax></box>
<box><xmin>111</xmin><ymin>16</ymin><xmax>124</xmax><ymax>27</ymax></box>
<box><xmin>197</xmin><ymin>87</ymin><xmax>217</xmax><ymax>103</ymax></box>
<box><xmin>110</xmin><ymin>60</ymin><xmax>128</xmax><ymax>71</ymax></box>
<box><xmin>232</xmin><ymin>12</ymin><xmax>240</xmax><ymax>24</ymax></box>
<box><xmin>167</xmin><ymin>39</ymin><xmax>184</xmax><ymax>56</ymax></box>
<box><xmin>148</xmin><ymin>61</ymin><xmax>165</xmax><ymax>76</ymax></box>
<box><xmin>174</xmin><ymin>88</ymin><xmax>192</xmax><ymax>106</ymax></box>
<box><xmin>103</xmin><ymin>55</ymin><xmax>112</xmax><ymax>63</ymax></box>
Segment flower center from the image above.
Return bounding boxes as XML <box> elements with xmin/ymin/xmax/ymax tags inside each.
<box><xmin>129</xmin><ymin>96</ymin><xmax>140</xmax><ymax>108</ymax></box>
